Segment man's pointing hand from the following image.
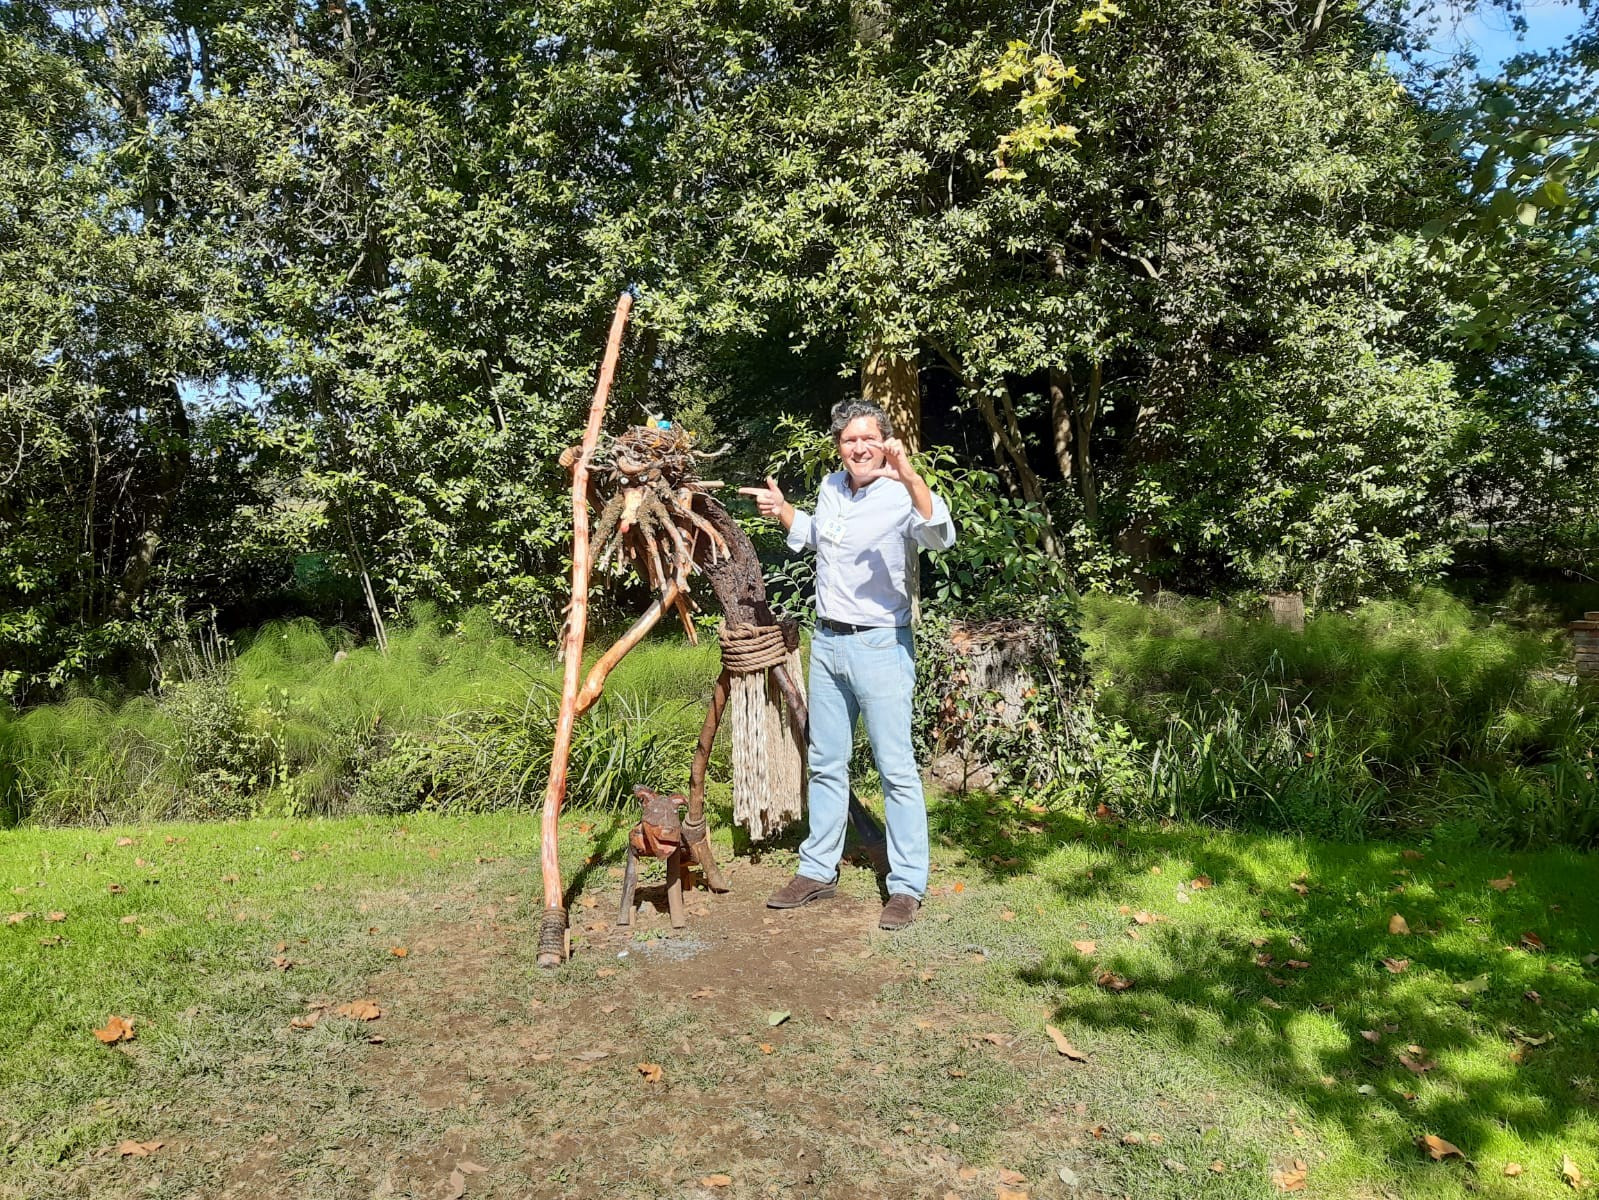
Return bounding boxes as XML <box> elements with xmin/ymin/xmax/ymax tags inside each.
<box><xmin>737</xmin><ymin>476</ymin><xmax>788</xmax><ymax>520</ymax></box>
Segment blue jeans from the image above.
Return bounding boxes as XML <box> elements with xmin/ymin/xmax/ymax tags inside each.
<box><xmin>797</xmin><ymin>624</ymin><xmax>928</xmax><ymax>899</ymax></box>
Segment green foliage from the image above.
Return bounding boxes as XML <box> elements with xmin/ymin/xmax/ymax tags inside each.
<box><xmin>2</xmin><ymin>0</ymin><xmax>1597</xmax><ymax>705</ymax></box>
<box><xmin>1172</xmin><ymin>318</ymin><xmax>1469</xmax><ymax>605</ymax></box>
<box><xmin>2</xmin><ymin>610</ymin><xmax>721</xmax><ymax>826</ymax></box>
<box><xmin>1078</xmin><ymin>590</ymin><xmax>1599</xmax><ymax>846</ymax></box>
<box><xmin>917</xmin><ymin>449</ymin><xmax>1077</xmax><ymax>614</ymax></box>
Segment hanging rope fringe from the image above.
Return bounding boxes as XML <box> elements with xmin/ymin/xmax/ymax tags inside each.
<box><xmin>721</xmin><ymin>623</ymin><xmax>804</xmax><ymax>841</ymax></box>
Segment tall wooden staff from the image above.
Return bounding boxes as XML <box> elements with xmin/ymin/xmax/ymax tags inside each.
<box><xmin>538</xmin><ymin>292</ymin><xmax>633</xmax><ymax>968</ymax></box>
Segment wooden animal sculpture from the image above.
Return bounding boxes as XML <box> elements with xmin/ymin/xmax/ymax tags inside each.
<box><xmin>618</xmin><ymin>785</ymin><xmax>689</xmax><ymax>929</ymax></box>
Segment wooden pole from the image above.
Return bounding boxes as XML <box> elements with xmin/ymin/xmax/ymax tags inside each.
<box><xmin>538</xmin><ymin>291</ymin><xmax>633</xmax><ymax>967</ymax></box>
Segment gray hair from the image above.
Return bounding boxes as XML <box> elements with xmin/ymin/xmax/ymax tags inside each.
<box><xmin>829</xmin><ymin>399</ymin><xmax>894</xmax><ymax>442</ymax></box>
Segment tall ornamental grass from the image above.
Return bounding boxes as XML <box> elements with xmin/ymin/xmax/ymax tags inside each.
<box><xmin>1</xmin><ymin>610</ymin><xmax>720</xmax><ymax>826</ymax></box>
<box><xmin>1080</xmin><ymin>589</ymin><xmax>1599</xmax><ymax>846</ymax></box>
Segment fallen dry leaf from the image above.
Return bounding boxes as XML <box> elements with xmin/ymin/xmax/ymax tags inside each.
<box><xmin>94</xmin><ymin>1016</ymin><xmax>135</xmax><ymax>1045</ymax></box>
<box><xmin>1045</xmin><ymin>1025</ymin><xmax>1087</xmax><ymax>1061</ymax></box>
<box><xmin>1290</xmin><ymin>882</ymin><xmax>1309</xmax><ymax>896</ymax></box>
<box><xmin>1272</xmin><ymin>1160</ymin><xmax>1309</xmax><ymax>1191</ymax></box>
<box><xmin>119</xmin><ymin>915</ymin><xmax>137</xmax><ymax>925</ymax></box>
<box><xmin>636</xmin><ymin>1062</ymin><xmax>663</xmax><ymax>1084</ymax></box>
<box><xmin>107</xmin><ymin>884</ymin><xmax>124</xmax><ymax>894</ymax></box>
<box><xmin>1389</xmin><ymin>914</ymin><xmax>1411</xmax><ymax>935</ymax></box>
<box><xmin>952</xmin><ymin>881</ymin><xmax>966</xmax><ymax>894</ymax></box>
<box><xmin>701</xmin><ymin>1174</ymin><xmax>733</xmax><ymax>1187</ymax></box>
<box><xmin>1361</xmin><ymin>1030</ymin><xmax>1381</xmax><ymax>1043</ymax></box>
<box><xmin>270</xmin><ymin>955</ymin><xmax>293</xmax><ymax>971</ymax></box>
<box><xmin>1210</xmin><ymin>1160</ymin><xmax>1227</xmax><ymax>1173</ymax></box>
<box><xmin>445</xmin><ymin>1168</ymin><xmax>466</xmax><ymax>1200</ymax></box>
<box><xmin>1402</xmin><ymin>849</ymin><xmax>1424</xmax><ymax>861</ymax></box>
<box><xmin>1381</xmin><ymin>957</ymin><xmax>1410</xmax><ymax>974</ymax></box>
<box><xmin>4</xmin><ymin>913</ymin><xmax>25</xmax><ymax>925</ymax></box>
<box><xmin>957</xmin><ymin>1165</ymin><xmax>979</xmax><ymax>1181</ymax></box>
<box><xmin>1096</xmin><ymin>971</ymin><xmax>1133</xmax><ymax>992</ymax></box>
<box><xmin>115</xmin><ymin>837</ymin><xmax>134</xmax><ymax>847</ymax></box>
<box><xmin>596</xmin><ymin>968</ymin><xmax>617</xmax><ymax>979</ymax></box>
<box><xmin>46</xmin><ymin>911</ymin><xmax>66</xmax><ymax>922</ymax></box>
<box><xmin>997</xmin><ymin>1167</ymin><xmax>1027</xmax><ymax>1185</ymax></box>
<box><xmin>1489</xmin><ymin>873</ymin><xmax>1516</xmax><ymax>891</ymax></box>
<box><xmin>456</xmin><ymin>1161</ymin><xmax>487</xmax><ymax>1175</ymax></box>
<box><xmin>1504</xmin><ymin>1162</ymin><xmax>1524</xmax><ymax>1177</ymax></box>
<box><xmin>390</xmin><ymin>946</ymin><xmax>408</xmax><ymax>958</ymax></box>
<box><xmin>1520</xmin><ymin>931</ymin><xmax>1547</xmax><ymax>952</ymax></box>
<box><xmin>1000</xmin><ymin>909</ymin><xmax>1016</xmax><ymax>921</ymax></box>
<box><xmin>1398</xmin><ymin>1052</ymin><xmax>1436</xmax><ymax>1075</ymax></box>
<box><xmin>116</xmin><ymin>1139</ymin><xmax>162</xmax><ymax>1157</ymax></box>
<box><xmin>332</xmin><ymin>999</ymin><xmax>381</xmax><ymax>1021</ymax></box>
<box><xmin>1420</xmin><ymin>1134</ymin><xmax>1464</xmax><ymax>1160</ymax></box>
<box><xmin>758</xmin><ymin>1043</ymin><xmax>774</xmax><ymax>1054</ymax></box>
<box><xmin>1565</xmin><ymin>1155</ymin><xmax>1588</xmax><ymax>1189</ymax></box>
<box><xmin>1072</xmin><ymin>939</ymin><xmax>1097</xmax><ymax>955</ymax></box>
<box><xmin>289</xmin><ymin>1012</ymin><xmax>319</xmax><ymax>1030</ymax></box>
<box><xmin>1191</xmin><ymin>875</ymin><xmax>1214</xmax><ymax>889</ymax></box>
<box><xmin>1132</xmin><ymin>910</ymin><xmax>1162</xmax><ymax>925</ymax></box>
<box><xmin>1286</xmin><ymin>960</ymin><xmax>1311</xmax><ymax>970</ymax></box>
<box><xmin>1121</xmin><ymin>1132</ymin><xmax>1144</xmax><ymax>1145</ymax></box>
<box><xmin>995</xmin><ymin>1189</ymin><xmax>1029</xmax><ymax>1200</ymax></box>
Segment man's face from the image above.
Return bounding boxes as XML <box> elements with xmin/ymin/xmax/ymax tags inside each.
<box><xmin>838</xmin><ymin>416</ymin><xmax>885</xmax><ymax>483</ymax></box>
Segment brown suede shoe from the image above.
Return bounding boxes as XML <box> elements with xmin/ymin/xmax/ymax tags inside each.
<box><xmin>766</xmin><ymin>874</ymin><xmax>838</xmax><ymax>909</ymax></box>
<box><xmin>878</xmin><ymin>894</ymin><xmax>920</xmax><ymax>930</ymax></box>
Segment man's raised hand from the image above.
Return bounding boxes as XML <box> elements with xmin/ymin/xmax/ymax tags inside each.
<box><xmin>864</xmin><ymin>437</ymin><xmax>917</xmax><ymax>484</ymax></box>
<box><xmin>737</xmin><ymin>476</ymin><xmax>788</xmax><ymax>520</ymax></box>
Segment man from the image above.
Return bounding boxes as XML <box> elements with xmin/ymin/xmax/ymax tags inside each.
<box><xmin>738</xmin><ymin>400</ymin><xmax>956</xmax><ymax>930</ymax></box>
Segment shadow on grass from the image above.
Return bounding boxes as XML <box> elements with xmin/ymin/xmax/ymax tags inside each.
<box><xmin>930</xmin><ymin>791</ymin><xmax>1599</xmax><ymax>1169</ymax></box>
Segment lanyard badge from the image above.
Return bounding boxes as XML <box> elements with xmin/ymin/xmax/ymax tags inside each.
<box><xmin>821</xmin><ymin>515</ymin><xmax>847</xmax><ymax>545</ymax></box>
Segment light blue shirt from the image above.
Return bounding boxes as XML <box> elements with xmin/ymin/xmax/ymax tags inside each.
<box><xmin>786</xmin><ymin>472</ymin><xmax>956</xmax><ymax>627</ymax></box>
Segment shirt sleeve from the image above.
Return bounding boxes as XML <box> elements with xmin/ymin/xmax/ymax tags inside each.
<box><xmin>904</xmin><ymin>491</ymin><xmax>956</xmax><ymax>551</ymax></box>
<box><xmin>786</xmin><ymin>507</ymin><xmax>818</xmax><ymax>552</ymax></box>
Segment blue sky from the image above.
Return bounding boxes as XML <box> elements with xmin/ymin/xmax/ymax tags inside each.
<box><xmin>1425</xmin><ymin>0</ymin><xmax>1588</xmax><ymax>74</ymax></box>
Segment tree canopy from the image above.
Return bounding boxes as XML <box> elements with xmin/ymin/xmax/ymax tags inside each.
<box><xmin>1</xmin><ymin>0</ymin><xmax>1594</xmax><ymax>700</ymax></box>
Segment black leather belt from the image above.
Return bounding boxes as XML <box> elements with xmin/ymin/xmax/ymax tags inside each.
<box><xmin>819</xmin><ymin>618</ymin><xmax>893</xmax><ymax>635</ymax></box>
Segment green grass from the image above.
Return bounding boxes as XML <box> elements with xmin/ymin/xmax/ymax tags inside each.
<box><xmin>5</xmin><ymin>589</ymin><xmax>1597</xmax><ymax>850</ymax></box>
<box><xmin>0</xmin><ymin>610</ymin><xmax>722</xmax><ymax>826</ymax></box>
<box><xmin>1079</xmin><ymin>588</ymin><xmax>1599</xmax><ymax>846</ymax></box>
<box><xmin>923</xmin><ymin>795</ymin><xmax>1599</xmax><ymax>1197</ymax></box>
<box><xmin>3</xmin><ymin>804</ymin><xmax>1595</xmax><ymax>1199</ymax></box>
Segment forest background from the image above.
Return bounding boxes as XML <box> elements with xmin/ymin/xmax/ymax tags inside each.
<box><xmin>2</xmin><ymin>0</ymin><xmax>1598</xmax><ymax>842</ymax></box>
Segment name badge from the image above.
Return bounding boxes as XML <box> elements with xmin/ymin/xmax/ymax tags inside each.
<box><xmin>821</xmin><ymin>516</ymin><xmax>846</xmax><ymax>544</ymax></box>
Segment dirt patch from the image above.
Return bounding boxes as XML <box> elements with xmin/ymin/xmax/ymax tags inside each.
<box><xmin>53</xmin><ymin>857</ymin><xmax>1119</xmax><ymax>1200</ymax></box>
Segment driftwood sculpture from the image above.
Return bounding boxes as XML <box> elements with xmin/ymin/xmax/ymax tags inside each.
<box><xmin>537</xmin><ymin>293</ymin><xmax>886</xmax><ymax>967</ymax></box>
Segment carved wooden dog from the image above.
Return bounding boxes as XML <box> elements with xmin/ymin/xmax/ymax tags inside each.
<box><xmin>618</xmin><ymin>784</ymin><xmax>689</xmax><ymax>929</ymax></box>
